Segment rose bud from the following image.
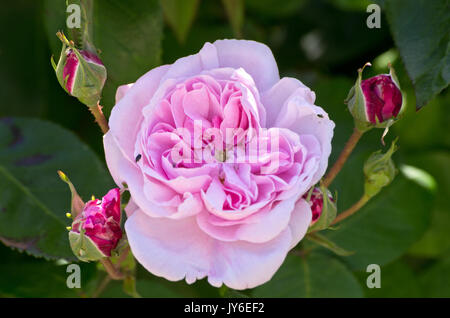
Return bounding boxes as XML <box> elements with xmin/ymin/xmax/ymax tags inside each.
<box><xmin>363</xmin><ymin>139</ymin><xmax>398</xmax><ymax>198</ymax></box>
<box><xmin>305</xmin><ymin>187</ymin><xmax>337</xmax><ymax>232</ymax></box>
<box><xmin>346</xmin><ymin>63</ymin><xmax>404</xmax><ymax>133</ymax></box>
<box><xmin>69</xmin><ymin>188</ymin><xmax>122</xmax><ymax>262</ymax></box>
<box><xmin>52</xmin><ymin>32</ymin><xmax>106</xmax><ymax>107</ymax></box>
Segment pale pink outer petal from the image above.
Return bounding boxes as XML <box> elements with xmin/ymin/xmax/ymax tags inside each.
<box><xmin>125</xmin><ymin>201</ymin><xmax>311</xmax><ymax>290</ymax></box>
<box><xmin>262</xmin><ymin>77</ymin><xmax>306</xmax><ymax>127</ymax></box>
<box><xmin>160</xmin><ymin>42</ymin><xmax>219</xmax><ymax>81</ymax></box>
<box><xmin>212</xmin><ymin>39</ymin><xmax>280</xmax><ymax>92</ymax></box>
<box><xmin>273</xmin><ymin>90</ymin><xmax>335</xmax><ymax>185</ymax></box>
<box><xmin>108</xmin><ymin>65</ymin><xmax>170</xmax><ymax>161</ymax></box>
<box><xmin>196</xmin><ymin>194</ymin><xmax>298</xmax><ymax>243</ymax></box>
<box><xmin>288</xmin><ymin>199</ymin><xmax>313</xmax><ymax>249</ymax></box>
<box><xmin>104</xmin><ymin>132</ymin><xmax>172</xmax><ymax>218</ymax></box>
<box><xmin>115</xmin><ymin>83</ymin><xmax>134</xmax><ymax>103</ymax></box>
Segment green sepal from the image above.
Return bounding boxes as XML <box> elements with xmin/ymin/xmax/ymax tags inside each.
<box><xmin>307</xmin><ymin>185</ymin><xmax>337</xmax><ymax>233</ymax></box>
<box><xmin>70</xmin><ymin>47</ymin><xmax>107</xmax><ymax>107</ymax></box>
<box><xmin>69</xmin><ymin>228</ymin><xmax>107</xmax><ymax>262</ymax></box>
<box><xmin>54</xmin><ymin>35</ymin><xmax>70</xmax><ymax>93</ymax></box>
<box><xmin>346</xmin><ymin>62</ymin><xmax>374</xmax><ymax>133</ymax></box>
<box><xmin>57</xmin><ymin>170</ymin><xmax>85</xmax><ymax>217</ymax></box>
<box><xmin>363</xmin><ymin>138</ymin><xmax>398</xmax><ymax>198</ymax></box>
<box><xmin>54</xmin><ymin>31</ymin><xmax>106</xmax><ymax>107</ymax></box>
<box><xmin>306</xmin><ymin>232</ymin><xmax>354</xmax><ymax>257</ymax></box>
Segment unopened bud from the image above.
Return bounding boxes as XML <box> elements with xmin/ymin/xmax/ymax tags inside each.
<box><xmin>69</xmin><ymin>188</ymin><xmax>122</xmax><ymax>262</ymax></box>
<box><xmin>346</xmin><ymin>63</ymin><xmax>404</xmax><ymax>132</ymax></box>
<box><xmin>305</xmin><ymin>187</ymin><xmax>337</xmax><ymax>232</ymax></box>
<box><xmin>363</xmin><ymin>139</ymin><xmax>398</xmax><ymax>198</ymax></box>
<box><xmin>52</xmin><ymin>32</ymin><xmax>106</xmax><ymax>107</ymax></box>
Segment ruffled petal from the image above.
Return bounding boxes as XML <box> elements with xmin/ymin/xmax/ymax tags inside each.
<box><xmin>108</xmin><ymin>65</ymin><xmax>170</xmax><ymax>160</ymax></box>
<box><xmin>261</xmin><ymin>77</ymin><xmax>307</xmax><ymax>127</ymax></box>
<box><xmin>213</xmin><ymin>39</ymin><xmax>280</xmax><ymax>92</ymax></box>
<box><xmin>125</xmin><ymin>208</ymin><xmax>297</xmax><ymax>290</ymax></box>
<box><xmin>274</xmin><ymin>89</ymin><xmax>335</xmax><ymax>185</ymax></box>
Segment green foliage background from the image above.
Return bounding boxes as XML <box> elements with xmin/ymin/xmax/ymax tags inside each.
<box><xmin>0</xmin><ymin>0</ymin><xmax>448</xmax><ymax>297</ymax></box>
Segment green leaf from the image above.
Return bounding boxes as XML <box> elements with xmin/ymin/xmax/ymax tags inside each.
<box><xmin>252</xmin><ymin>253</ymin><xmax>363</xmax><ymax>297</ymax></box>
<box><xmin>93</xmin><ymin>0</ymin><xmax>163</xmax><ymax>113</ymax></box>
<box><xmin>418</xmin><ymin>256</ymin><xmax>450</xmax><ymax>297</ymax></box>
<box><xmin>222</xmin><ymin>0</ymin><xmax>244</xmax><ymax>38</ymax></box>
<box><xmin>0</xmin><ymin>244</ymin><xmax>97</xmax><ymax>297</ymax></box>
<box><xmin>0</xmin><ymin>117</ymin><xmax>113</xmax><ymax>260</ymax></box>
<box><xmin>384</xmin><ymin>0</ymin><xmax>450</xmax><ymax>108</ymax></box>
<box><xmin>1</xmin><ymin>1</ymin><xmax>51</xmax><ymax>118</ymax></box>
<box><xmin>325</xmin><ymin>168</ymin><xmax>433</xmax><ymax>270</ymax></box>
<box><xmin>99</xmin><ymin>279</ymin><xmax>183</xmax><ymax>298</ymax></box>
<box><xmin>393</xmin><ymin>89</ymin><xmax>450</xmax><ymax>152</ymax></box>
<box><xmin>246</xmin><ymin>0</ymin><xmax>306</xmax><ymax>18</ymax></box>
<box><xmin>222</xmin><ymin>289</ymin><xmax>249</xmax><ymax>298</ymax></box>
<box><xmin>356</xmin><ymin>259</ymin><xmax>422</xmax><ymax>297</ymax></box>
<box><xmin>327</xmin><ymin>0</ymin><xmax>372</xmax><ymax>11</ymax></box>
<box><xmin>160</xmin><ymin>0</ymin><xmax>199</xmax><ymax>44</ymax></box>
<box><xmin>406</xmin><ymin>152</ymin><xmax>450</xmax><ymax>257</ymax></box>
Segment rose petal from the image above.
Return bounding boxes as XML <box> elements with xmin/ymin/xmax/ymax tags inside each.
<box><xmin>196</xmin><ymin>194</ymin><xmax>299</xmax><ymax>243</ymax></box>
<box><xmin>213</xmin><ymin>39</ymin><xmax>280</xmax><ymax>92</ymax></box>
<box><xmin>109</xmin><ymin>65</ymin><xmax>170</xmax><ymax>160</ymax></box>
<box><xmin>115</xmin><ymin>83</ymin><xmax>134</xmax><ymax>103</ymax></box>
<box><xmin>161</xmin><ymin>43</ymin><xmax>219</xmax><ymax>81</ymax></box>
<box><xmin>262</xmin><ymin>77</ymin><xmax>308</xmax><ymax>127</ymax></box>
<box><xmin>104</xmin><ymin>131</ymin><xmax>172</xmax><ymax>218</ymax></box>
<box><xmin>274</xmin><ymin>90</ymin><xmax>334</xmax><ymax>185</ymax></box>
<box><xmin>125</xmin><ymin>208</ymin><xmax>296</xmax><ymax>290</ymax></box>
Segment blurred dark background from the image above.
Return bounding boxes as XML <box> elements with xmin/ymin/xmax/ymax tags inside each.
<box><xmin>0</xmin><ymin>0</ymin><xmax>448</xmax><ymax>298</ymax></box>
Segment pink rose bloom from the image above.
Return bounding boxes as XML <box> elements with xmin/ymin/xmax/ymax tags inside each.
<box><xmin>104</xmin><ymin>40</ymin><xmax>334</xmax><ymax>289</ymax></box>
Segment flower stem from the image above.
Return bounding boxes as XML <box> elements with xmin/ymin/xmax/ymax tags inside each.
<box><xmin>100</xmin><ymin>258</ymin><xmax>125</xmax><ymax>280</ymax></box>
<box><xmin>322</xmin><ymin>128</ymin><xmax>363</xmax><ymax>188</ymax></box>
<box><xmin>92</xmin><ymin>274</ymin><xmax>111</xmax><ymax>298</ymax></box>
<box><xmin>89</xmin><ymin>103</ymin><xmax>109</xmax><ymax>134</ymax></box>
<box><xmin>331</xmin><ymin>194</ymin><xmax>370</xmax><ymax>225</ymax></box>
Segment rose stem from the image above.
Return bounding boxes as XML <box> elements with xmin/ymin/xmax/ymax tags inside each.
<box><xmin>117</xmin><ymin>245</ymin><xmax>131</xmax><ymax>264</ymax></box>
<box><xmin>92</xmin><ymin>247</ymin><xmax>132</xmax><ymax>297</ymax></box>
<box><xmin>331</xmin><ymin>194</ymin><xmax>370</xmax><ymax>225</ymax></box>
<box><xmin>100</xmin><ymin>258</ymin><xmax>125</xmax><ymax>280</ymax></box>
<box><xmin>322</xmin><ymin>128</ymin><xmax>363</xmax><ymax>188</ymax></box>
<box><xmin>89</xmin><ymin>102</ymin><xmax>109</xmax><ymax>134</ymax></box>
<box><xmin>92</xmin><ymin>275</ymin><xmax>111</xmax><ymax>298</ymax></box>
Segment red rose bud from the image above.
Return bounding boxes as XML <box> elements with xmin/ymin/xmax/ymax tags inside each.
<box><xmin>346</xmin><ymin>63</ymin><xmax>404</xmax><ymax>132</ymax></box>
<box><xmin>305</xmin><ymin>187</ymin><xmax>337</xmax><ymax>232</ymax></box>
<box><xmin>361</xmin><ymin>74</ymin><xmax>402</xmax><ymax>124</ymax></box>
<box><xmin>52</xmin><ymin>32</ymin><xmax>106</xmax><ymax>107</ymax></box>
<box><xmin>69</xmin><ymin>188</ymin><xmax>122</xmax><ymax>262</ymax></box>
